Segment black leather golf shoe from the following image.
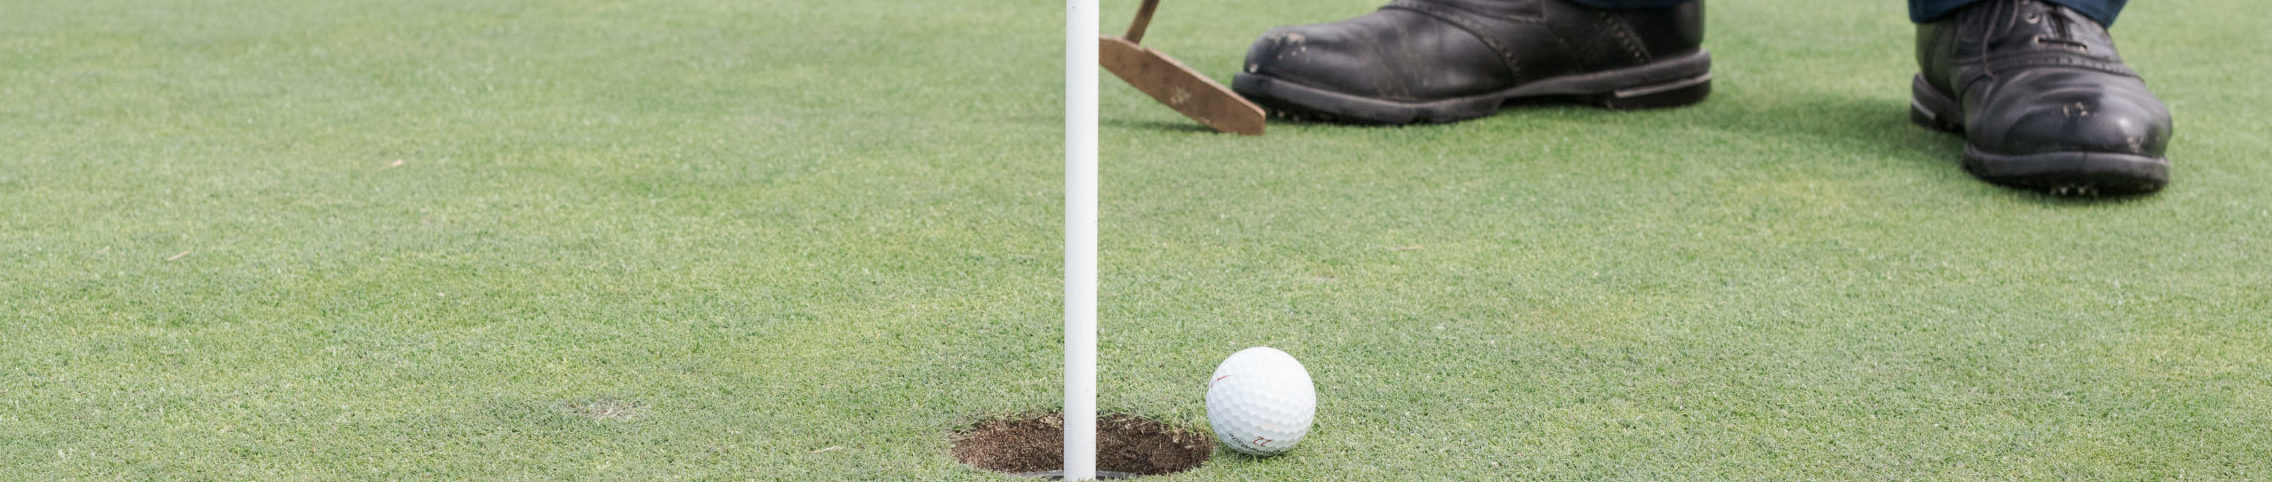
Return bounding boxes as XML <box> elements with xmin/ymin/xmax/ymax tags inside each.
<box><xmin>1915</xmin><ymin>0</ymin><xmax>2173</xmax><ymax>195</ymax></box>
<box><xmin>1232</xmin><ymin>0</ymin><xmax>1710</xmax><ymax>125</ymax></box>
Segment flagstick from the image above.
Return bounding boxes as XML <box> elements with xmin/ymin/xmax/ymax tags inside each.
<box><xmin>1063</xmin><ymin>0</ymin><xmax>1100</xmax><ymax>479</ymax></box>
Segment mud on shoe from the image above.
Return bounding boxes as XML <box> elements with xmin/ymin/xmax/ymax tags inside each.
<box><xmin>1233</xmin><ymin>0</ymin><xmax>1711</xmax><ymax>125</ymax></box>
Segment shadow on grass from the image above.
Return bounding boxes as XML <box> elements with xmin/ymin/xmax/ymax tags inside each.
<box><xmin>1504</xmin><ymin>91</ymin><xmax>2158</xmax><ymax>205</ymax></box>
<box><xmin>1102</xmin><ymin>88</ymin><xmax>2159</xmax><ymax>204</ymax></box>
<box><xmin>1102</xmin><ymin>118</ymin><xmax>1221</xmax><ymax>134</ymax></box>
<box><xmin>1739</xmin><ymin>94</ymin><xmax>2163</xmax><ymax>205</ymax></box>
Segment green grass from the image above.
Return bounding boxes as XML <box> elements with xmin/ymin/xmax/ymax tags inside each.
<box><xmin>4</xmin><ymin>0</ymin><xmax>2269</xmax><ymax>478</ymax></box>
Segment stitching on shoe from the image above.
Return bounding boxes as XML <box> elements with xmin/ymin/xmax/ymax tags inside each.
<box><xmin>1599</xmin><ymin>11</ymin><xmax>1649</xmax><ymax>65</ymax></box>
<box><xmin>1381</xmin><ymin>2</ymin><xmax>1529</xmax><ymax>81</ymax></box>
<box><xmin>1959</xmin><ymin>51</ymin><xmax>2136</xmax><ymax>76</ymax></box>
<box><xmin>1957</xmin><ymin>55</ymin><xmax>2139</xmax><ymax>91</ymax></box>
<box><xmin>1960</xmin><ymin>47</ymin><xmax>2121</xmax><ymax>67</ymax></box>
<box><xmin>1389</xmin><ymin>0</ymin><xmax>1544</xmax><ymax>22</ymax></box>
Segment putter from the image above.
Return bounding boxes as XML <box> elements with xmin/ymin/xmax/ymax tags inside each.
<box><xmin>1100</xmin><ymin>0</ymin><xmax>1265</xmax><ymax>135</ymax></box>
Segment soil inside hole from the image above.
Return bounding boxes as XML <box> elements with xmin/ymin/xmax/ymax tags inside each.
<box><xmin>953</xmin><ymin>412</ymin><xmax>1210</xmax><ymax>477</ymax></box>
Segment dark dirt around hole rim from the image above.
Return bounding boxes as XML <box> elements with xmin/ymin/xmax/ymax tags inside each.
<box><xmin>953</xmin><ymin>413</ymin><xmax>1211</xmax><ymax>477</ymax></box>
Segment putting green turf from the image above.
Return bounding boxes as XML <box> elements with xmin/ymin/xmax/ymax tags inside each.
<box><xmin>4</xmin><ymin>0</ymin><xmax>2269</xmax><ymax>478</ymax></box>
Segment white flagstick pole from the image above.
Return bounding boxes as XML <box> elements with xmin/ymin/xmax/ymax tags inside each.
<box><xmin>1063</xmin><ymin>0</ymin><xmax>1099</xmax><ymax>479</ymax></box>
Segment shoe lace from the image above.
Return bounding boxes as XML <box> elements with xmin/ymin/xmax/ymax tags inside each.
<box><xmin>2023</xmin><ymin>4</ymin><xmax>2091</xmax><ymax>52</ymax></box>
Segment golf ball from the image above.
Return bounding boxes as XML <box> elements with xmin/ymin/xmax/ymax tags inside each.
<box><xmin>1205</xmin><ymin>346</ymin><xmax>1315</xmax><ymax>457</ymax></box>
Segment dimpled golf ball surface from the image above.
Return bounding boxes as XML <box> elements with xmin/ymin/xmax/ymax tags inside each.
<box><xmin>1205</xmin><ymin>347</ymin><xmax>1315</xmax><ymax>456</ymax></box>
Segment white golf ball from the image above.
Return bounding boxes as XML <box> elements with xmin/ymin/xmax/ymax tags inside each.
<box><xmin>1205</xmin><ymin>346</ymin><xmax>1315</xmax><ymax>457</ymax></box>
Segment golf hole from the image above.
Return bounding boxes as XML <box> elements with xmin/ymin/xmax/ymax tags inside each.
<box><xmin>953</xmin><ymin>412</ymin><xmax>1210</xmax><ymax>478</ymax></box>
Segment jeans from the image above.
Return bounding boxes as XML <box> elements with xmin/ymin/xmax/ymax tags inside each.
<box><xmin>1566</xmin><ymin>0</ymin><xmax>2128</xmax><ymax>27</ymax></box>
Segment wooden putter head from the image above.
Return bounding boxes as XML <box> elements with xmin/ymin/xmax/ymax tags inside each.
<box><xmin>1099</xmin><ymin>0</ymin><xmax>1266</xmax><ymax>135</ymax></box>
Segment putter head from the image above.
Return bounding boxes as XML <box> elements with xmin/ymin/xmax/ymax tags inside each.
<box><xmin>1100</xmin><ymin>36</ymin><xmax>1265</xmax><ymax>136</ymax></box>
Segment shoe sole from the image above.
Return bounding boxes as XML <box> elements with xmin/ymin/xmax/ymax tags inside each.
<box><xmin>1910</xmin><ymin>74</ymin><xmax>2169</xmax><ymax>195</ymax></box>
<box><xmin>1232</xmin><ymin>50</ymin><xmax>1713</xmax><ymax>125</ymax></box>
